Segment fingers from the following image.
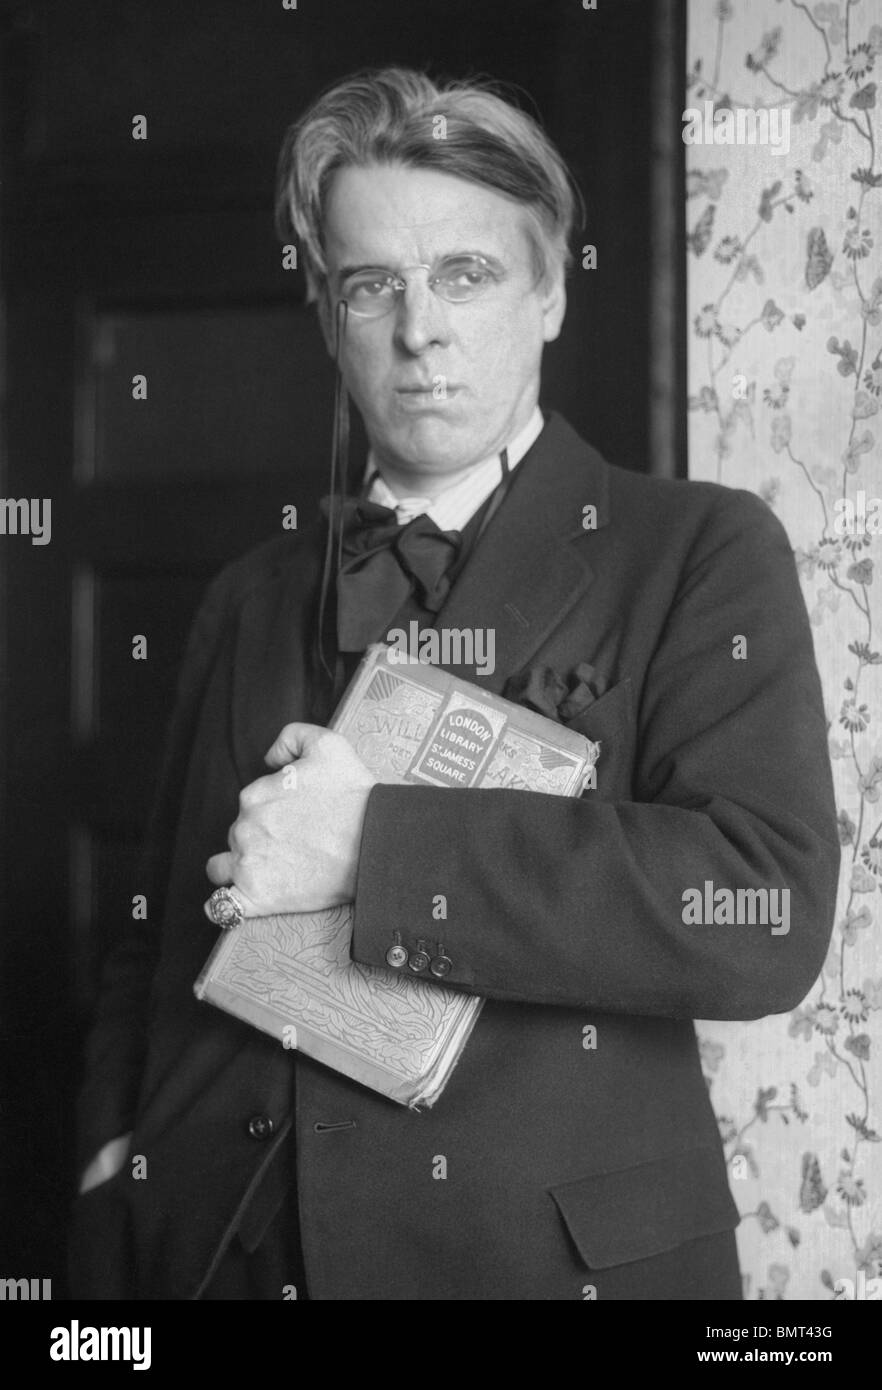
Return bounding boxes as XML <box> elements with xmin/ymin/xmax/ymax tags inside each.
<box><xmin>263</xmin><ymin>721</ymin><xmax>330</xmax><ymax>769</ymax></box>
<box><xmin>206</xmin><ymin>851</ymin><xmax>233</xmax><ymax>886</ymax></box>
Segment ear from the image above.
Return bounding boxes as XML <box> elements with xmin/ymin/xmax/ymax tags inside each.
<box><xmin>540</xmin><ymin>266</ymin><xmax>567</xmax><ymax>345</ymax></box>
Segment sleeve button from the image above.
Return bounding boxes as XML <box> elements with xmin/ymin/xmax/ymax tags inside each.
<box><xmin>407</xmin><ymin>945</ymin><xmax>431</xmax><ymax>973</ymax></box>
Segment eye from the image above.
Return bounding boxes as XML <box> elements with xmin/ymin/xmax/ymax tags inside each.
<box><xmin>344</xmin><ymin>273</ymin><xmax>397</xmax><ymax>308</ymax></box>
<box><xmin>435</xmin><ymin>257</ymin><xmax>499</xmax><ymax>300</ymax></box>
<box><xmin>451</xmin><ymin>268</ymin><xmax>490</xmax><ymax>288</ymax></box>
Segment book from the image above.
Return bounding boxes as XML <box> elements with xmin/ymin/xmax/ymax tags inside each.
<box><xmin>195</xmin><ymin>644</ymin><xmax>600</xmax><ymax>1108</ymax></box>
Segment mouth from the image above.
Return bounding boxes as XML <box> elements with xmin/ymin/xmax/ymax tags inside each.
<box><xmin>394</xmin><ymin>387</ymin><xmax>460</xmax><ymax>412</ymax></box>
<box><xmin>395</xmin><ymin>384</ymin><xmax>461</xmax><ymax>398</ymax></box>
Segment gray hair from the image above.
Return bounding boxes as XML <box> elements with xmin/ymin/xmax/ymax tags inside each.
<box><xmin>275</xmin><ymin>66</ymin><xmax>583</xmax><ymax>303</ymax></box>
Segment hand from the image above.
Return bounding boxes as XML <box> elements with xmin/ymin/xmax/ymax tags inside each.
<box><xmin>204</xmin><ymin>724</ymin><xmax>378</xmax><ymax>918</ymax></box>
<box><xmin>79</xmin><ymin>1133</ymin><xmax>132</xmax><ymax>1194</ymax></box>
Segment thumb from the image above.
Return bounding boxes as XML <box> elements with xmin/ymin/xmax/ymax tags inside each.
<box><xmin>264</xmin><ymin>721</ymin><xmax>329</xmax><ymax>770</ymax></box>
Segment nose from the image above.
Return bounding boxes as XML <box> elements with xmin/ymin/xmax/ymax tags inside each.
<box><xmin>393</xmin><ymin>277</ymin><xmax>450</xmax><ymax>355</ymax></box>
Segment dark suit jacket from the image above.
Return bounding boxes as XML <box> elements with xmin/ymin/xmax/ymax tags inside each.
<box><xmin>71</xmin><ymin>413</ymin><xmax>839</xmax><ymax>1300</ymax></box>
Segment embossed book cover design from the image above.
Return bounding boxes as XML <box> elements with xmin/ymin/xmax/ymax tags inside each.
<box><xmin>195</xmin><ymin>644</ymin><xmax>600</xmax><ymax>1107</ymax></box>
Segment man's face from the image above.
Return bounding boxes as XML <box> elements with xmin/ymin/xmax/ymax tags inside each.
<box><xmin>319</xmin><ymin>162</ymin><xmax>566</xmax><ymax>478</ymax></box>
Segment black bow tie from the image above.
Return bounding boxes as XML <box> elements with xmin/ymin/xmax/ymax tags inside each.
<box><xmin>319</xmin><ymin>495</ymin><xmax>462</xmax><ymax>653</ymax></box>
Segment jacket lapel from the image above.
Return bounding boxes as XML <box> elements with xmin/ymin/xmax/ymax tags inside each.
<box><xmin>430</xmin><ymin>411</ymin><xmax>611</xmax><ymax>692</ymax></box>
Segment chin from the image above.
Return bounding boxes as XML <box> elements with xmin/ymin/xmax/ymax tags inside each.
<box><xmin>380</xmin><ymin>416</ymin><xmax>478</xmax><ymax>474</ymax></box>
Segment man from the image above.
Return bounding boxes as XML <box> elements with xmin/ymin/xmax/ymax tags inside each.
<box><xmin>71</xmin><ymin>67</ymin><xmax>839</xmax><ymax>1301</ymax></box>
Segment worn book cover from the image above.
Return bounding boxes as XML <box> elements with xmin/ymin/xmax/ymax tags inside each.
<box><xmin>195</xmin><ymin>644</ymin><xmax>600</xmax><ymax>1107</ymax></box>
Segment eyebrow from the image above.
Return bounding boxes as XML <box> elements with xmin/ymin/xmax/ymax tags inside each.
<box><xmin>334</xmin><ymin>251</ymin><xmax>507</xmax><ymax>281</ymax></box>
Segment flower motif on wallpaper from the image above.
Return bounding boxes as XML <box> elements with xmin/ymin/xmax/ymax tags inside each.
<box><xmin>689</xmin><ymin>0</ymin><xmax>881</xmax><ymax>1300</ymax></box>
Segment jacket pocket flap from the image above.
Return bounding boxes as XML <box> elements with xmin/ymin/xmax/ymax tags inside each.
<box><xmin>548</xmin><ymin>1146</ymin><xmax>740</xmax><ymax>1270</ymax></box>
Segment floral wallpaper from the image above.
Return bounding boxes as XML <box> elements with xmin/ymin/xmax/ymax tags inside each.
<box><xmin>687</xmin><ymin>0</ymin><xmax>881</xmax><ymax>1300</ymax></box>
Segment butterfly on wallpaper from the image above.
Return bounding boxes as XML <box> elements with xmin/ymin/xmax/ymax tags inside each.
<box><xmin>850</xmin><ymin>82</ymin><xmax>877</xmax><ymax>111</ymax></box>
<box><xmin>763</xmin><ymin>382</ymin><xmax>790</xmax><ymax>409</ymax></box>
<box><xmin>686</xmin><ymin>167</ymin><xmax>729</xmax><ymax>202</ymax></box>
<box><xmin>765</xmin><ymin>356</ymin><xmax>795</xmax><ymax>407</ymax></box>
<box><xmin>805</xmin><ymin>227</ymin><xmax>834</xmax><ymax>290</ymax></box>
<box><xmin>794</xmin><ymin>168</ymin><xmax>814</xmax><ymax>204</ymax></box>
<box><xmin>798</xmin><ymin>1151</ymin><xmax>827</xmax><ymax>1213</ymax></box>
<box><xmin>686</xmin><ymin>204</ymin><xmax>716</xmax><ymax>257</ymax></box>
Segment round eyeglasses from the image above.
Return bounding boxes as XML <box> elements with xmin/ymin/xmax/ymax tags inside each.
<box><xmin>338</xmin><ymin>254</ymin><xmax>503</xmax><ymax>319</ymax></box>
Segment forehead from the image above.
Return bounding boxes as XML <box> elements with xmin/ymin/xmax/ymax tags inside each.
<box><xmin>322</xmin><ymin>163</ymin><xmax>530</xmax><ymax>268</ymax></box>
